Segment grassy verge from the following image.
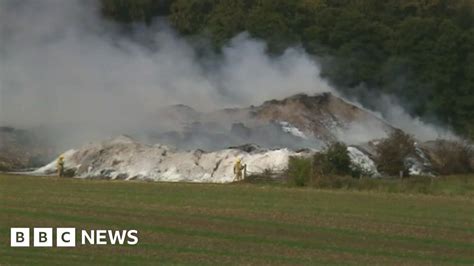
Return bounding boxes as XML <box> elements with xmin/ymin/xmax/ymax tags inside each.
<box><xmin>307</xmin><ymin>175</ymin><xmax>474</xmax><ymax>197</ymax></box>
<box><xmin>1</xmin><ymin>174</ymin><xmax>474</xmax><ymax>265</ymax></box>
<box><xmin>284</xmin><ymin>155</ymin><xmax>474</xmax><ymax>197</ymax></box>
<box><xmin>249</xmin><ymin>172</ymin><xmax>474</xmax><ymax>197</ymax></box>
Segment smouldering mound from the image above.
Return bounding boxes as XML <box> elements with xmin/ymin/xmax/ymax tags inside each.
<box><xmin>152</xmin><ymin>92</ymin><xmax>396</xmax><ymax>150</ymax></box>
<box><xmin>34</xmin><ymin>136</ymin><xmax>305</xmax><ymax>183</ymax></box>
<box><xmin>252</xmin><ymin>93</ymin><xmax>394</xmax><ymax>142</ymax></box>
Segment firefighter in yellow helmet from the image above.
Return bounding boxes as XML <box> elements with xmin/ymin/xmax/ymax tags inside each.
<box><xmin>57</xmin><ymin>155</ymin><xmax>65</xmax><ymax>177</ymax></box>
<box><xmin>233</xmin><ymin>158</ymin><xmax>246</xmax><ymax>181</ymax></box>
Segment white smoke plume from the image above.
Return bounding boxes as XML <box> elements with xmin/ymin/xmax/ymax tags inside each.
<box><xmin>376</xmin><ymin>96</ymin><xmax>458</xmax><ymax>141</ymax></box>
<box><xmin>0</xmin><ymin>0</ymin><xmax>331</xmax><ymax>129</ymax></box>
<box><xmin>0</xmin><ymin>0</ymin><xmax>456</xmax><ymax>150</ymax></box>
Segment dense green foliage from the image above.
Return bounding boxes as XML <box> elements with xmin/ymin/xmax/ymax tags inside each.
<box><xmin>288</xmin><ymin>142</ymin><xmax>356</xmax><ymax>186</ymax></box>
<box><xmin>323</xmin><ymin>142</ymin><xmax>352</xmax><ymax>175</ymax></box>
<box><xmin>101</xmin><ymin>0</ymin><xmax>173</xmax><ymax>24</ymax></box>
<box><xmin>313</xmin><ymin>142</ymin><xmax>353</xmax><ymax>177</ymax></box>
<box><xmin>100</xmin><ymin>0</ymin><xmax>474</xmax><ymax>138</ymax></box>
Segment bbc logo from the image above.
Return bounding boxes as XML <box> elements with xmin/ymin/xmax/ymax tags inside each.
<box><xmin>11</xmin><ymin>228</ymin><xmax>76</xmax><ymax>247</ymax></box>
<box><xmin>11</xmin><ymin>227</ymin><xmax>139</xmax><ymax>247</ymax></box>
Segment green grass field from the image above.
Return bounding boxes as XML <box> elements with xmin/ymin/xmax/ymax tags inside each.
<box><xmin>1</xmin><ymin>174</ymin><xmax>474</xmax><ymax>265</ymax></box>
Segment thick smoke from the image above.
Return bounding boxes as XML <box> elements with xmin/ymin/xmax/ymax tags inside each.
<box><xmin>0</xmin><ymin>0</ymin><xmax>455</xmax><ymax>150</ymax></box>
<box><xmin>0</xmin><ymin>0</ymin><xmax>331</xmax><ymax>128</ymax></box>
<box><xmin>375</xmin><ymin>95</ymin><xmax>458</xmax><ymax>141</ymax></box>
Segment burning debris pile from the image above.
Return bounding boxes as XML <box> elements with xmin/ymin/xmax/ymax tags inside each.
<box><xmin>150</xmin><ymin>92</ymin><xmax>395</xmax><ymax>150</ymax></box>
<box><xmin>33</xmin><ymin>135</ymin><xmax>394</xmax><ymax>182</ymax></box>
<box><xmin>252</xmin><ymin>93</ymin><xmax>394</xmax><ymax>143</ymax></box>
<box><xmin>12</xmin><ymin>93</ymin><xmax>474</xmax><ymax>182</ymax></box>
<box><xmin>33</xmin><ymin>136</ymin><xmax>307</xmax><ymax>183</ymax></box>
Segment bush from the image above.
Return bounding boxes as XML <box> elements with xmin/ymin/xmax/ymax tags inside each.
<box><xmin>325</xmin><ymin>142</ymin><xmax>352</xmax><ymax>175</ymax></box>
<box><xmin>287</xmin><ymin>156</ymin><xmax>312</xmax><ymax>187</ymax></box>
<box><xmin>313</xmin><ymin>142</ymin><xmax>352</xmax><ymax>177</ymax></box>
<box><xmin>376</xmin><ymin>130</ymin><xmax>415</xmax><ymax>176</ymax></box>
<box><xmin>429</xmin><ymin>140</ymin><xmax>473</xmax><ymax>175</ymax></box>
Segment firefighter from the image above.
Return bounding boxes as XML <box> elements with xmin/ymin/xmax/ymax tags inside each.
<box><xmin>233</xmin><ymin>158</ymin><xmax>246</xmax><ymax>181</ymax></box>
<box><xmin>57</xmin><ymin>155</ymin><xmax>65</xmax><ymax>177</ymax></box>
